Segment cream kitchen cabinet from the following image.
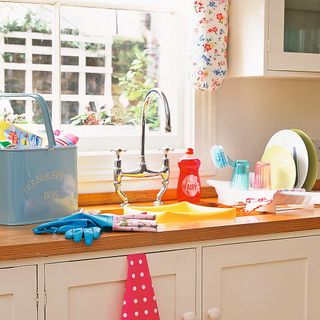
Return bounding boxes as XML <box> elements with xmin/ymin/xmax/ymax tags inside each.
<box><xmin>0</xmin><ymin>265</ymin><xmax>37</xmax><ymax>320</ymax></box>
<box><xmin>43</xmin><ymin>234</ymin><xmax>320</xmax><ymax>320</ymax></box>
<box><xmin>202</xmin><ymin>236</ymin><xmax>320</xmax><ymax>320</ymax></box>
<box><xmin>44</xmin><ymin>249</ymin><xmax>196</xmax><ymax>320</ymax></box>
<box><xmin>228</xmin><ymin>0</ymin><xmax>320</xmax><ymax>77</ymax></box>
<box><xmin>2</xmin><ymin>224</ymin><xmax>320</xmax><ymax>320</ymax></box>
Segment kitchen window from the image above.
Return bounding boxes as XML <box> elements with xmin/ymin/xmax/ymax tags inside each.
<box><xmin>0</xmin><ymin>0</ymin><xmax>215</xmax><ymax>193</ymax></box>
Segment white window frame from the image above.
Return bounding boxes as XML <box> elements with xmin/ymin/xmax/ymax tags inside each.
<box><xmin>1</xmin><ymin>0</ymin><xmax>217</xmax><ymax>194</ymax></box>
<box><xmin>78</xmin><ymin>90</ymin><xmax>216</xmax><ymax>194</ymax></box>
<box><xmin>59</xmin><ymin>1</ymin><xmax>185</xmax><ymax>153</ymax></box>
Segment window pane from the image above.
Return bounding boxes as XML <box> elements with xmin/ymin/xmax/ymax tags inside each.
<box><xmin>62</xmin><ymin>56</ymin><xmax>79</xmax><ymax>66</ymax></box>
<box><xmin>0</xmin><ymin>2</ymin><xmax>54</xmax><ymax>126</ymax></box>
<box><xmin>0</xmin><ymin>1</ymin><xmax>179</xmax><ymax>147</ymax></box>
<box><xmin>10</xmin><ymin>100</ymin><xmax>25</xmax><ymax>115</ymax></box>
<box><xmin>86</xmin><ymin>73</ymin><xmax>105</xmax><ymax>95</ymax></box>
<box><xmin>5</xmin><ymin>70</ymin><xmax>25</xmax><ymax>93</ymax></box>
<box><xmin>86</xmin><ymin>57</ymin><xmax>105</xmax><ymax>67</ymax></box>
<box><xmin>60</xmin><ymin>6</ymin><xmax>175</xmax><ymax>132</ymax></box>
<box><xmin>0</xmin><ymin>98</ymin><xmax>26</xmax><ymax>124</ymax></box>
<box><xmin>32</xmin><ymin>38</ymin><xmax>52</xmax><ymax>47</ymax></box>
<box><xmin>61</xmin><ymin>101</ymin><xmax>79</xmax><ymax>124</ymax></box>
<box><xmin>284</xmin><ymin>0</ymin><xmax>320</xmax><ymax>54</ymax></box>
<box><xmin>32</xmin><ymin>54</ymin><xmax>52</xmax><ymax>64</ymax></box>
<box><xmin>60</xmin><ymin>6</ymin><xmax>115</xmax><ymax>127</ymax></box>
<box><xmin>4</xmin><ymin>37</ymin><xmax>25</xmax><ymax>45</ymax></box>
<box><xmin>32</xmin><ymin>100</ymin><xmax>52</xmax><ymax>124</ymax></box>
<box><xmin>3</xmin><ymin>52</ymin><xmax>25</xmax><ymax>63</ymax></box>
<box><xmin>61</xmin><ymin>72</ymin><xmax>79</xmax><ymax>94</ymax></box>
<box><xmin>32</xmin><ymin>71</ymin><xmax>52</xmax><ymax>94</ymax></box>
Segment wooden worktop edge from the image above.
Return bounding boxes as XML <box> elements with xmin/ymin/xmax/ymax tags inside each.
<box><xmin>1</xmin><ymin>214</ymin><xmax>320</xmax><ymax>261</ymax></box>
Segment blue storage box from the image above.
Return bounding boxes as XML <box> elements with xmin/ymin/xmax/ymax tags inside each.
<box><xmin>0</xmin><ymin>93</ymin><xmax>78</xmax><ymax>225</ymax></box>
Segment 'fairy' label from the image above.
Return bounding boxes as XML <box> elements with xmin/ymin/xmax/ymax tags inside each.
<box><xmin>182</xmin><ymin>174</ymin><xmax>200</xmax><ymax>197</ymax></box>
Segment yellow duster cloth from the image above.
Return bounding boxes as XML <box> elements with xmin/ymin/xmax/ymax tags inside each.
<box><xmin>123</xmin><ymin>202</ymin><xmax>236</xmax><ymax>224</ymax></box>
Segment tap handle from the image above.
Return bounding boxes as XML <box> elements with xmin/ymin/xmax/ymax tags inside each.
<box><xmin>110</xmin><ymin>148</ymin><xmax>127</xmax><ymax>160</ymax></box>
<box><xmin>159</xmin><ymin>147</ymin><xmax>174</xmax><ymax>158</ymax></box>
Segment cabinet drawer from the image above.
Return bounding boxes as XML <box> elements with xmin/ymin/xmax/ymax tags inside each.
<box><xmin>45</xmin><ymin>249</ymin><xmax>196</xmax><ymax>320</ymax></box>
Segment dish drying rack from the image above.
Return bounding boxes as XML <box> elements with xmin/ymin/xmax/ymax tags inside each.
<box><xmin>207</xmin><ymin>180</ymin><xmax>320</xmax><ymax>213</ymax></box>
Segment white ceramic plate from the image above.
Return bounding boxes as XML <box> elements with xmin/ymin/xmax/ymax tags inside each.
<box><xmin>261</xmin><ymin>145</ymin><xmax>296</xmax><ymax>190</ymax></box>
<box><xmin>264</xmin><ymin>129</ymin><xmax>309</xmax><ymax>188</ymax></box>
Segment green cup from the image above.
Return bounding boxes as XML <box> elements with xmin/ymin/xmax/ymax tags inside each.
<box><xmin>231</xmin><ymin>160</ymin><xmax>250</xmax><ymax>190</ymax></box>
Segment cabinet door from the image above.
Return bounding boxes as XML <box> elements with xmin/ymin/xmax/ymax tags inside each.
<box><xmin>0</xmin><ymin>265</ymin><xmax>37</xmax><ymax>320</ymax></box>
<box><xmin>203</xmin><ymin>237</ymin><xmax>320</xmax><ymax>320</ymax></box>
<box><xmin>268</xmin><ymin>0</ymin><xmax>320</xmax><ymax>72</ymax></box>
<box><xmin>45</xmin><ymin>249</ymin><xmax>196</xmax><ymax>320</ymax></box>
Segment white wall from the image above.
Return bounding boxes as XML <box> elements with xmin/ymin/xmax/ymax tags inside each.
<box><xmin>213</xmin><ymin>77</ymin><xmax>320</xmax><ymax>180</ymax></box>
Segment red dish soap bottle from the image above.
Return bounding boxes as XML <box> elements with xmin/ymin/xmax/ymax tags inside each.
<box><xmin>177</xmin><ymin>148</ymin><xmax>201</xmax><ymax>203</ymax></box>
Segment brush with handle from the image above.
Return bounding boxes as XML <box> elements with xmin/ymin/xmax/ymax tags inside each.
<box><xmin>210</xmin><ymin>145</ymin><xmax>235</xmax><ymax>168</ymax></box>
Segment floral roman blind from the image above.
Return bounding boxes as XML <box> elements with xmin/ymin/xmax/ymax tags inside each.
<box><xmin>193</xmin><ymin>0</ymin><xmax>229</xmax><ymax>91</ymax></box>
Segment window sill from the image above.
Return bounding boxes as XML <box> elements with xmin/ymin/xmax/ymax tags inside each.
<box><xmin>78</xmin><ymin>185</ymin><xmax>217</xmax><ymax>208</ymax></box>
<box><xmin>77</xmin><ymin>148</ymin><xmax>186</xmax><ymax>181</ymax></box>
<box><xmin>77</xmin><ymin>148</ymin><xmax>216</xmax><ymax>194</ymax></box>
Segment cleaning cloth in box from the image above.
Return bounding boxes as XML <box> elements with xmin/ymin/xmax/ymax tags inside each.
<box><xmin>0</xmin><ymin>120</ymin><xmax>43</xmax><ymax>147</ymax></box>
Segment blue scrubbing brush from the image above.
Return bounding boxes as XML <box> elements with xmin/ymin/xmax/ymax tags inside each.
<box><xmin>210</xmin><ymin>145</ymin><xmax>235</xmax><ymax>168</ymax></box>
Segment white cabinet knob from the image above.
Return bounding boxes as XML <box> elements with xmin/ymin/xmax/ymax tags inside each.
<box><xmin>182</xmin><ymin>311</ymin><xmax>196</xmax><ymax>320</ymax></box>
<box><xmin>207</xmin><ymin>308</ymin><xmax>221</xmax><ymax>320</ymax></box>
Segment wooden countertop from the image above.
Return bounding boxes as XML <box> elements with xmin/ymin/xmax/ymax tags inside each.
<box><xmin>1</xmin><ymin>204</ymin><xmax>320</xmax><ymax>261</ymax></box>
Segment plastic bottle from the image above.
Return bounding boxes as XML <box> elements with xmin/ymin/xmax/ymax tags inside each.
<box><xmin>177</xmin><ymin>148</ymin><xmax>201</xmax><ymax>203</ymax></box>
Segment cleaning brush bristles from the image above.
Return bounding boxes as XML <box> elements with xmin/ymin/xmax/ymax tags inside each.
<box><xmin>210</xmin><ymin>145</ymin><xmax>235</xmax><ymax>168</ymax></box>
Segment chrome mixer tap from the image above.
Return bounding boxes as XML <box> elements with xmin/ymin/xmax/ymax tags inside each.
<box><xmin>111</xmin><ymin>88</ymin><xmax>173</xmax><ymax>206</ymax></box>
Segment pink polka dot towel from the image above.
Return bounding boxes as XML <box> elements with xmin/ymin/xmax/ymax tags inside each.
<box><xmin>121</xmin><ymin>253</ymin><xmax>160</xmax><ymax>320</ymax></box>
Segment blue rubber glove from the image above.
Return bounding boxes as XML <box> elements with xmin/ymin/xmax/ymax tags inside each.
<box><xmin>65</xmin><ymin>226</ymin><xmax>102</xmax><ymax>246</ymax></box>
<box><xmin>33</xmin><ymin>212</ymin><xmax>113</xmax><ymax>246</ymax></box>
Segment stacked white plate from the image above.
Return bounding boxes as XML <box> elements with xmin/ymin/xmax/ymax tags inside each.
<box><xmin>261</xmin><ymin>129</ymin><xmax>318</xmax><ymax>191</ymax></box>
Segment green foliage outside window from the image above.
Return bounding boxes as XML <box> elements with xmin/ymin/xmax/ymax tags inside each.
<box><xmin>118</xmin><ymin>47</ymin><xmax>159</xmax><ymax>129</ymax></box>
<box><xmin>112</xmin><ymin>36</ymin><xmax>159</xmax><ymax>129</ymax></box>
<box><xmin>0</xmin><ymin>11</ymin><xmax>159</xmax><ymax>128</ymax></box>
<box><xmin>0</xmin><ymin>10</ymin><xmax>51</xmax><ymax>34</ymax></box>
<box><xmin>0</xmin><ymin>111</ymin><xmax>26</xmax><ymax>124</ymax></box>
